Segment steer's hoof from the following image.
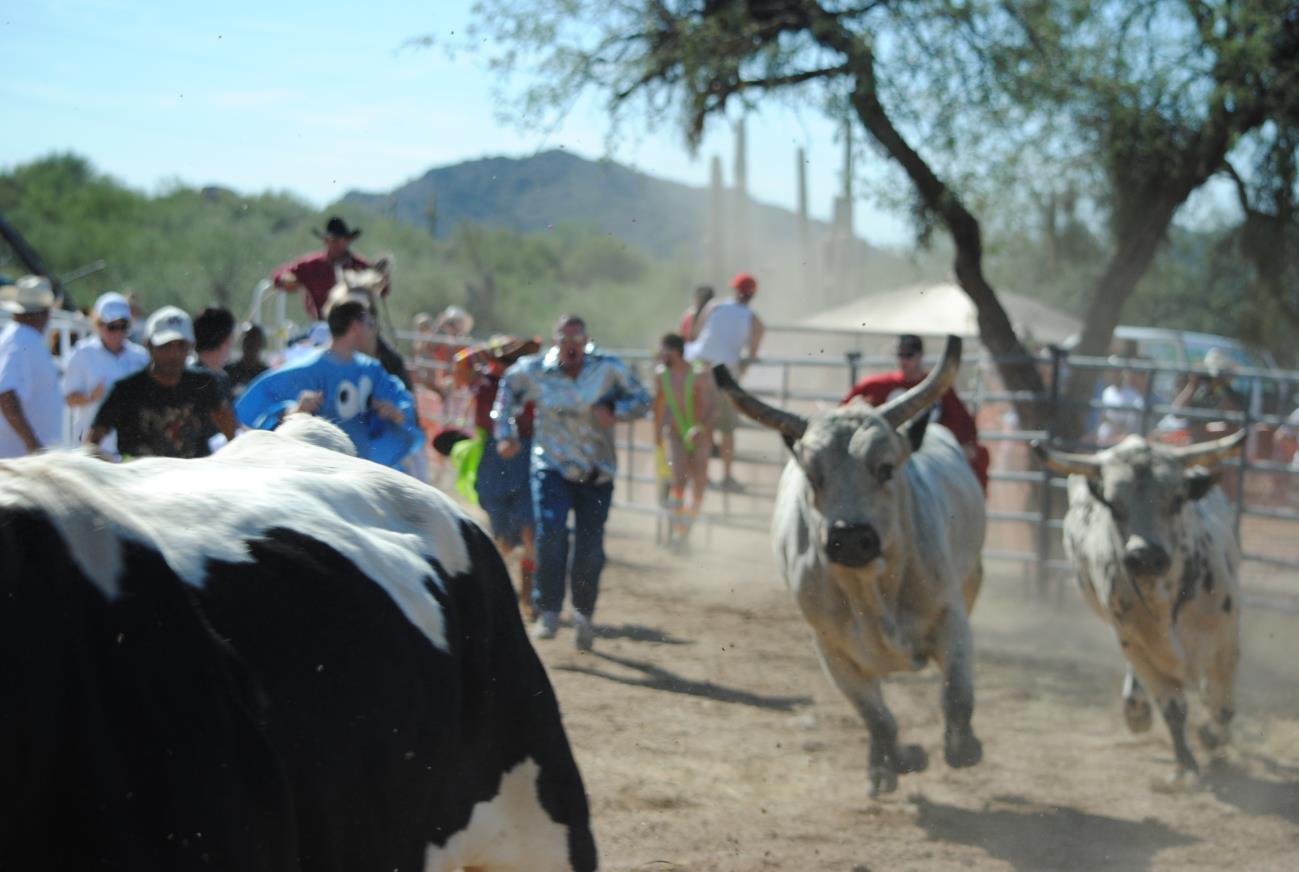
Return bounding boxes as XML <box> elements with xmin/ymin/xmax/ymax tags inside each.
<box><xmin>895</xmin><ymin>744</ymin><xmax>929</xmax><ymax>774</ymax></box>
<box><xmin>1152</xmin><ymin>767</ymin><xmax>1201</xmax><ymax>794</ymax></box>
<box><xmin>944</xmin><ymin>729</ymin><xmax>983</xmax><ymax>769</ymax></box>
<box><xmin>1198</xmin><ymin>723</ymin><xmax>1232</xmax><ymax>761</ymax></box>
<box><xmin>867</xmin><ymin>766</ymin><xmax>898</xmax><ymax>798</ymax></box>
<box><xmin>1123</xmin><ymin>695</ymin><xmax>1153</xmax><ymax>733</ymax></box>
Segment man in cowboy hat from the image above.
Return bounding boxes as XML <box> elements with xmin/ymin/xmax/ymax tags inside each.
<box><xmin>0</xmin><ymin>275</ymin><xmax>64</xmax><ymax>458</ymax></box>
<box><xmin>272</xmin><ymin>217</ymin><xmax>417</xmax><ymax>403</ymax></box>
<box><xmin>272</xmin><ymin>216</ymin><xmax>387</xmax><ymax>321</ymax></box>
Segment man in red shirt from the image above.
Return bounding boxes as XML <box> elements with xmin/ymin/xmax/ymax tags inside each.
<box><xmin>843</xmin><ymin>333</ymin><xmax>989</xmax><ymax>491</ymax></box>
<box><xmin>272</xmin><ymin>217</ymin><xmax>385</xmax><ymax>320</ymax></box>
<box><xmin>272</xmin><ymin>217</ymin><xmax>415</xmax><ymax>397</ymax></box>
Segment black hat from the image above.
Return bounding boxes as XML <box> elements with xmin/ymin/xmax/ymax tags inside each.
<box><xmin>313</xmin><ymin>216</ymin><xmax>362</xmax><ymax>241</ymax></box>
<box><xmin>896</xmin><ymin>334</ymin><xmax>924</xmax><ymax>356</ymax></box>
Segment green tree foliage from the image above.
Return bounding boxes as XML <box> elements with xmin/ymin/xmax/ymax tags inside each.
<box><xmin>0</xmin><ymin>154</ymin><xmax>683</xmax><ymax>353</ymax></box>
<box><xmin>464</xmin><ymin>0</ymin><xmax>1299</xmax><ymax>430</ymax></box>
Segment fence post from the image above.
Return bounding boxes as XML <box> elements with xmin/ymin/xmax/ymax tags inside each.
<box><xmin>625</xmin><ymin>360</ymin><xmax>638</xmax><ymax>504</ymax></box>
<box><xmin>1036</xmin><ymin>347</ymin><xmax>1065</xmax><ymax>595</ymax></box>
<box><xmin>1234</xmin><ymin>377</ymin><xmax>1253</xmax><ymax>540</ymax></box>
<box><xmin>846</xmin><ymin>351</ymin><xmax>862</xmax><ymax>390</ymax></box>
<box><xmin>1140</xmin><ymin>362</ymin><xmax>1157</xmax><ymax>436</ymax></box>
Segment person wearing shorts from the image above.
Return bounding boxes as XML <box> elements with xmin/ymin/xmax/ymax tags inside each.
<box><xmin>653</xmin><ymin>333</ymin><xmax>717</xmax><ymax>549</ymax></box>
<box><xmin>452</xmin><ymin>336</ymin><xmax>541</xmax><ymax>615</ymax></box>
<box><xmin>685</xmin><ymin>272</ymin><xmax>763</xmax><ymax>492</ymax></box>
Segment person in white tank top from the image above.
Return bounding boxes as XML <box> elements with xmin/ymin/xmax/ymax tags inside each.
<box><xmin>684</xmin><ymin>272</ymin><xmax>764</xmax><ymax>490</ymax></box>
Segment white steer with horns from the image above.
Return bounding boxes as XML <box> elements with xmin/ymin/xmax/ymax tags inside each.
<box><xmin>1034</xmin><ymin>431</ymin><xmax>1245</xmax><ymax>789</ymax></box>
<box><xmin>714</xmin><ymin>335</ymin><xmax>986</xmax><ymax>796</ymax></box>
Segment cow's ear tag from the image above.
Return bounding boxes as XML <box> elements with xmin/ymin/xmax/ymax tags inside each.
<box><xmin>1185</xmin><ymin>467</ymin><xmax>1216</xmax><ymax>501</ymax></box>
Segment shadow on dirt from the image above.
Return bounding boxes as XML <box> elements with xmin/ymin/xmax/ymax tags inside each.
<box><xmin>1206</xmin><ymin>758</ymin><xmax>1299</xmax><ymax>825</ymax></box>
<box><xmin>594</xmin><ymin>622</ymin><xmax>691</xmax><ymax>646</ymax></box>
<box><xmin>555</xmin><ymin>651</ymin><xmax>813</xmax><ymax>712</ymax></box>
<box><xmin>912</xmin><ymin>794</ymin><xmax>1196</xmax><ymax>871</ymax></box>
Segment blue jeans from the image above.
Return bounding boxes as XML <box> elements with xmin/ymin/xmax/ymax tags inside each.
<box><xmin>532</xmin><ymin>466</ymin><xmax>614</xmax><ymax>617</ymax></box>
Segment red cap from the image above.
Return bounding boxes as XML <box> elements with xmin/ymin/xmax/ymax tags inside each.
<box><xmin>731</xmin><ymin>272</ymin><xmax>757</xmax><ymax>296</ymax></box>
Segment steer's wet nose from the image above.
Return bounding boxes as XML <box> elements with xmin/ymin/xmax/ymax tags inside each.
<box><xmin>1123</xmin><ymin>537</ymin><xmax>1170</xmax><ymax>576</ymax></box>
<box><xmin>826</xmin><ymin>522</ymin><xmax>881</xmax><ymax>567</ymax></box>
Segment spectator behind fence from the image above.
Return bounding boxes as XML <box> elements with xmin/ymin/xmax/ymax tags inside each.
<box><xmin>413</xmin><ymin>312</ymin><xmax>439</xmax><ymax>390</ymax></box>
<box><xmin>654</xmin><ymin>332</ymin><xmax>717</xmax><ymax>550</ymax></box>
<box><xmin>63</xmin><ymin>292</ymin><xmax>149</xmax><ymax>452</ymax></box>
<box><xmin>0</xmin><ymin>276</ymin><xmax>64</xmax><ymax>458</ymax></box>
<box><xmin>1096</xmin><ymin>362</ymin><xmax>1148</xmax><ymax>446</ymax></box>
<box><xmin>225</xmin><ymin>323</ymin><xmax>269</xmax><ymax>397</ymax></box>
<box><xmin>844</xmin><ymin>333</ymin><xmax>989</xmax><ymax>491</ymax></box>
<box><xmin>236</xmin><ymin>300</ymin><xmax>422</xmax><ymax>470</ymax></box>
<box><xmin>685</xmin><ymin>272</ymin><xmax>764</xmax><ymax>492</ymax></box>
<box><xmin>493</xmin><ymin>314</ymin><xmax>650</xmax><ymax>650</ymax></box>
<box><xmin>86</xmin><ymin>306</ymin><xmax>236</xmax><ymax>459</ymax></box>
<box><xmin>415</xmin><ymin>306</ymin><xmax>474</xmax><ymax>398</ymax></box>
<box><xmin>1171</xmin><ymin>347</ymin><xmax>1243</xmax><ymax>426</ymax></box>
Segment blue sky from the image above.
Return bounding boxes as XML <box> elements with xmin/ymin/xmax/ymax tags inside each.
<box><xmin>1</xmin><ymin>0</ymin><xmax>909</xmax><ymax>245</ymax></box>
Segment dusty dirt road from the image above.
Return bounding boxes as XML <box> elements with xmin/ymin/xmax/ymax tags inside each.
<box><xmin>519</xmin><ymin>512</ymin><xmax>1299</xmax><ymax>872</ymax></box>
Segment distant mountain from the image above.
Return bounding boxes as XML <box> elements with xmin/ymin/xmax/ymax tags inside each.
<box><xmin>342</xmin><ymin>149</ymin><xmax>837</xmax><ymax>261</ymax></box>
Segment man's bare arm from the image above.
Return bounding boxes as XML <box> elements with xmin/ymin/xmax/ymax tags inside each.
<box><xmin>212</xmin><ymin>402</ymin><xmax>238</xmax><ymax>441</ymax></box>
<box><xmin>748</xmin><ymin>313</ymin><xmax>765</xmax><ymax>360</ymax></box>
<box><xmin>0</xmin><ymin>391</ymin><xmax>41</xmax><ymax>453</ymax></box>
<box><xmin>85</xmin><ymin>423</ymin><xmax>111</xmax><ymax>447</ymax></box>
<box><xmin>65</xmin><ymin>382</ymin><xmax>106</xmax><ymax>407</ymax></box>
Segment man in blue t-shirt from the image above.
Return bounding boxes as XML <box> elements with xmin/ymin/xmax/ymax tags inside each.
<box><xmin>236</xmin><ymin>300</ymin><xmax>422</xmax><ymax>468</ymax></box>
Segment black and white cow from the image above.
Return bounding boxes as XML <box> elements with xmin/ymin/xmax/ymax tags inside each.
<box><xmin>1034</xmin><ymin>431</ymin><xmax>1245</xmax><ymax>790</ymax></box>
<box><xmin>0</xmin><ymin>416</ymin><xmax>596</xmax><ymax>871</ymax></box>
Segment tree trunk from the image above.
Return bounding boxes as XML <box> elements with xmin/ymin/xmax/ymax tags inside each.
<box><xmin>1053</xmin><ymin>187</ymin><xmax>1188</xmax><ymax>438</ymax></box>
<box><xmin>1057</xmin><ymin>109</ymin><xmax>1250</xmax><ymax>439</ymax></box>
<box><xmin>838</xmin><ymin>56</ymin><xmax>1049</xmax><ymax>431</ymax></box>
<box><xmin>0</xmin><ymin>210</ymin><xmax>66</xmax><ymax>306</ymax></box>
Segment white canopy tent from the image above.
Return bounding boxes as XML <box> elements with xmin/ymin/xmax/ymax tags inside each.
<box><xmin>793</xmin><ymin>280</ymin><xmax>1081</xmax><ymax>346</ymax></box>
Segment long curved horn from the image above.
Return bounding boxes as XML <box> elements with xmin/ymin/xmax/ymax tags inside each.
<box><xmin>712</xmin><ymin>364</ymin><xmax>808</xmax><ymax>441</ymax></box>
<box><xmin>878</xmin><ymin>335</ymin><xmax>963</xmax><ymax>428</ymax></box>
<box><xmin>1030</xmin><ymin>440</ymin><xmax>1102</xmax><ymax>477</ymax></box>
<box><xmin>1171</xmin><ymin>428</ymin><xmax>1247</xmax><ymax>467</ymax></box>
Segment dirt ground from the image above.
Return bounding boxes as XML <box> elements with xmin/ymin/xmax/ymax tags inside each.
<box><xmin>517</xmin><ymin>511</ymin><xmax>1299</xmax><ymax>872</ymax></box>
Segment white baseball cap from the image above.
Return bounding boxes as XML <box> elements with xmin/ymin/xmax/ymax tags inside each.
<box><xmin>0</xmin><ymin>275</ymin><xmax>56</xmax><ymax>314</ymax></box>
<box><xmin>93</xmin><ymin>292</ymin><xmax>132</xmax><ymax>324</ymax></box>
<box><xmin>146</xmin><ymin>306</ymin><xmax>195</xmax><ymax>346</ymax></box>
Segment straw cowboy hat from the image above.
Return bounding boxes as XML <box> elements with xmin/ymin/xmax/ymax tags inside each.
<box><xmin>0</xmin><ymin>275</ymin><xmax>56</xmax><ymax>314</ymax></box>
<box><xmin>1203</xmin><ymin>347</ymin><xmax>1237</xmax><ymax>378</ymax></box>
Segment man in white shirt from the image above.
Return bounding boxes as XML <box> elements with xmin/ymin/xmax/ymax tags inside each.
<box><xmin>1097</xmin><ymin>367</ymin><xmax>1147</xmax><ymax>446</ymax></box>
<box><xmin>0</xmin><ymin>275</ymin><xmax>64</xmax><ymax>457</ymax></box>
<box><xmin>685</xmin><ymin>271</ymin><xmax>764</xmax><ymax>491</ymax></box>
<box><xmin>63</xmin><ymin>292</ymin><xmax>149</xmax><ymax>451</ymax></box>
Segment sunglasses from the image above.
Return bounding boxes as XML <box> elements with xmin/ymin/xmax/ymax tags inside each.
<box><xmin>897</xmin><ymin>351</ymin><xmax>920</xmax><ymax>359</ymax></box>
<box><xmin>103</xmin><ymin>320</ymin><xmax>131</xmax><ymax>333</ymax></box>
